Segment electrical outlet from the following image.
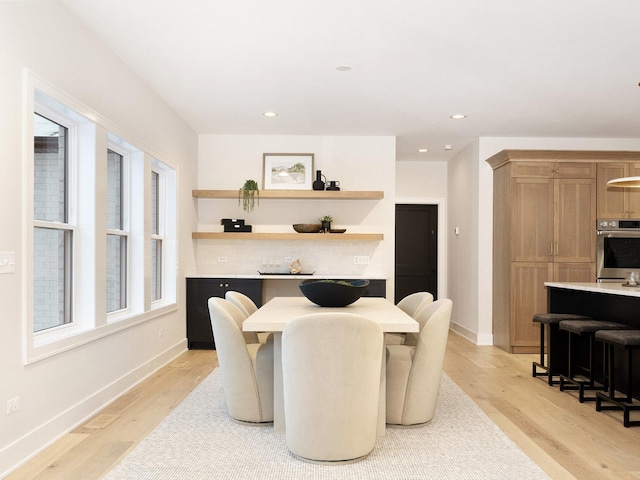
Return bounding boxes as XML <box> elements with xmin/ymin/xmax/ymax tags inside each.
<box><xmin>353</xmin><ymin>255</ymin><xmax>370</xmax><ymax>265</ymax></box>
<box><xmin>0</xmin><ymin>252</ymin><xmax>15</xmax><ymax>274</ymax></box>
<box><xmin>7</xmin><ymin>397</ymin><xmax>19</xmax><ymax>415</ymax></box>
<box><xmin>217</xmin><ymin>256</ymin><xmax>227</xmax><ymax>263</ymax></box>
<box><xmin>158</xmin><ymin>329</ymin><xmax>165</xmax><ymax>339</ymax></box>
<box><xmin>284</xmin><ymin>256</ymin><xmax>294</xmax><ymax>263</ymax></box>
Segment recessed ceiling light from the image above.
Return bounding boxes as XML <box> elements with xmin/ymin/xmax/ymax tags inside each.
<box><xmin>263</xmin><ymin>112</ymin><xmax>278</xmax><ymax>117</ymax></box>
<box><xmin>336</xmin><ymin>65</ymin><xmax>352</xmax><ymax>71</ymax></box>
<box><xmin>417</xmin><ymin>148</ymin><xmax>429</xmax><ymax>153</ymax></box>
<box><xmin>450</xmin><ymin>114</ymin><xmax>467</xmax><ymax>119</ymax></box>
<box><xmin>444</xmin><ymin>145</ymin><xmax>453</xmax><ymax>151</ymax></box>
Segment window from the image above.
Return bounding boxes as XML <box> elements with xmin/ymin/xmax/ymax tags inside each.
<box><xmin>33</xmin><ymin>113</ymin><xmax>73</xmax><ymax>332</ymax></box>
<box><xmin>151</xmin><ymin>170</ymin><xmax>162</xmax><ymax>301</ymax></box>
<box><xmin>27</xmin><ymin>81</ymin><xmax>177</xmax><ymax>363</ymax></box>
<box><xmin>107</xmin><ymin>149</ymin><xmax>128</xmax><ymax>313</ymax></box>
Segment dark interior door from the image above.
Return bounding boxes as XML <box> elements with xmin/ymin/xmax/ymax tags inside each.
<box><xmin>395</xmin><ymin>204</ymin><xmax>438</xmax><ymax>303</ymax></box>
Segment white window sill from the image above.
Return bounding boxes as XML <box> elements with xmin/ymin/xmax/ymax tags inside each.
<box><xmin>26</xmin><ymin>302</ymin><xmax>177</xmax><ymax>365</ymax></box>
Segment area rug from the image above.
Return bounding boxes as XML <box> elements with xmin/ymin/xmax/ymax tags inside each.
<box><xmin>103</xmin><ymin>369</ymin><xmax>550</xmax><ymax>479</ymax></box>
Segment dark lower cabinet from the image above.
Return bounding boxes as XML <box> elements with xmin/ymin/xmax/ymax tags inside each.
<box><xmin>362</xmin><ymin>279</ymin><xmax>386</xmax><ymax>297</ymax></box>
<box><xmin>186</xmin><ymin>278</ymin><xmax>263</xmax><ymax>349</ymax></box>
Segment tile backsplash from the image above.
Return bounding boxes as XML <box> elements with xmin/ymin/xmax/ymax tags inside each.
<box><xmin>195</xmin><ymin>239</ymin><xmax>383</xmax><ymax>277</ymax></box>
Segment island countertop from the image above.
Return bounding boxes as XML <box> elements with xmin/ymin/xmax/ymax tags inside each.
<box><xmin>545</xmin><ymin>281</ymin><xmax>640</xmax><ymax>298</ymax></box>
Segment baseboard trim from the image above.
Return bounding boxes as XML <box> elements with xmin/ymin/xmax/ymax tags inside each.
<box><xmin>450</xmin><ymin>322</ymin><xmax>493</xmax><ymax>346</ymax></box>
<box><xmin>1</xmin><ymin>339</ymin><xmax>188</xmax><ymax>478</ymax></box>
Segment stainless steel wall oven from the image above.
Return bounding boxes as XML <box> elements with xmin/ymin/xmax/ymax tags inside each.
<box><xmin>596</xmin><ymin>218</ymin><xmax>640</xmax><ymax>281</ymax></box>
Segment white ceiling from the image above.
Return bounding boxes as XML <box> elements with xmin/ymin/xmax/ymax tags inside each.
<box><xmin>60</xmin><ymin>0</ymin><xmax>640</xmax><ymax>161</ymax></box>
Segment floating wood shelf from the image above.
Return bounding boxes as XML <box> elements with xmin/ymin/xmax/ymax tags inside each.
<box><xmin>192</xmin><ymin>189</ymin><xmax>384</xmax><ymax>200</ymax></box>
<box><xmin>192</xmin><ymin>232</ymin><xmax>384</xmax><ymax>241</ymax></box>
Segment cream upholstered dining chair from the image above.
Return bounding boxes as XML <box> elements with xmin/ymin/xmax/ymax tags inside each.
<box><xmin>386</xmin><ymin>291</ymin><xmax>434</xmax><ymax>345</ymax></box>
<box><xmin>281</xmin><ymin>313</ymin><xmax>384</xmax><ymax>463</ymax></box>
<box><xmin>225</xmin><ymin>290</ymin><xmax>259</xmax><ymax>317</ymax></box>
<box><xmin>224</xmin><ymin>291</ymin><xmax>272</xmax><ymax>344</ymax></box>
<box><xmin>386</xmin><ymin>298</ymin><xmax>452</xmax><ymax>426</ymax></box>
<box><xmin>397</xmin><ymin>291</ymin><xmax>434</xmax><ymax>317</ymax></box>
<box><xmin>208</xmin><ymin>297</ymin><xmax>273</xmax><ymax>424</ymax></box>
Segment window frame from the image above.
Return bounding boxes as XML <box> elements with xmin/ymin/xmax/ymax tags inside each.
<box><xmin>106</xmin><ymin>146</ymin><xmax>131</xmax><ymax>315</ymax></box>
<box><xmin>32</xmin><ymin>106</ymin><xmax>78</xmax><ymax>335</ymax></box>
<box><xmin>25</xmin><ymin>74</ymin><xmax>178</xmax><ymax>365</ymax></box>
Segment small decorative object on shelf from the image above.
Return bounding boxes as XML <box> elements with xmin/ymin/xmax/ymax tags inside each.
<box><xmin>293</xmin><ymin>223</ymin><xmax>321</xmax><ymax>233</ymax></box>
<box><xmin>320</xmin><ymin>215</ymin><xmax>333</xmax><ymax>233</ymax></box>
<box><xmin>221</xmin><ymin>218</ymin><xmax>252</xmax><ymax>232</ymax></box>
<box><xmin>312</xmin><ymin>170</ymin><xmax>326</xmax><ymax>191</ymax></box>
<box><xmin>238</xmin><ymin>179</ymin><xmax>259</xmax><ymax>212</ymax></box>
<box><xmin>290</xmin><ymin>258</ymin><xmax>302</xmax><ymax>274</ymax></box>
<box><xmin>326</xmin><ymin>180</ymin><xmax>340</xmax><ymax>191</ymax></box>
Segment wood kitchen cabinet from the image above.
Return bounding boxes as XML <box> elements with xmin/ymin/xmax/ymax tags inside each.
<box><xmin>186</xmin><ymin>278</ymin><xmax>263</xmax><ymax>349</ymax></box>
<box><xmin>597</xmin><ymin>162</ymin><xmax>640</xmax><ymax>218</ymax></box>
<box><xmin>488</xmin><ymin>152</ymin><xmax>596</xmax><ymax>353</ymax></box>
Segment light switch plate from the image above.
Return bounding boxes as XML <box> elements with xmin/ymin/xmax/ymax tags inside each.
<box><xmin>0</xmin><ymin>252</ymin><xmax>15</xmax><ymax>274</ymax></box>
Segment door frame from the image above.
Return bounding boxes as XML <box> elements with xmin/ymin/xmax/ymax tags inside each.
<box><xmin>395</xmin><ymin>196</ymin><xmax>447</xmax><ymax>301</ymax></box>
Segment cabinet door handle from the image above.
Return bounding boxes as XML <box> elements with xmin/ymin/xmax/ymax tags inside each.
<box><xmin>555</xmin><ymin>241</ymin><xmax>558</xmax><ymax>256</ymax></box>
<box><xmin>550</xmin><ymin>241</ymin><xmax>553</xmax><ymax>256</ymax></box>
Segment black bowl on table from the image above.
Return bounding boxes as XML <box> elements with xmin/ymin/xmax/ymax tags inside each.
<box><xmin>298</xmin><ymin>279</ymin><xmax>370</xmax><ymax>307</ymax></box>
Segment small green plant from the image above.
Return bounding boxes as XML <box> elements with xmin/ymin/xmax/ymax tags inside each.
<box><xmin>238</xmin><ymin>179</ymin><xmax>259</xmax><ymax>212</ymax></box>
<box><xmin>319</xmin><ymin>215</ymin><xmax>333</xmax><ymax>223</ymax></box>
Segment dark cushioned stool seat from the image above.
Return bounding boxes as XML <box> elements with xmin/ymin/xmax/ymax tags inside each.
<box><xmin>533</xmin><ymin>313</ymin><xmax>592</xmax><ymax>324</ymax></box>
<box><xmin>596</xmin><ymin>329</ymin><xmax>640</xmax><ymax>346</ymax></box>
<box><xmin>560</xmin><ymin>320</ymin><xmax>630</xmax><ymax>334</ymax></box>
<box><xmin>595</xmin><ymin>329</ymin><xmax>640</xmax><ymax>427</ymax></box>
<box><xmin>559</xmin><ymin>320</ymin><xmax>630</xmax><ymax>402</ymax></box>
<box><xmin>532</xmin><ymin>313</ymin><xmax>592</xmax><ymax>385</ymax></box>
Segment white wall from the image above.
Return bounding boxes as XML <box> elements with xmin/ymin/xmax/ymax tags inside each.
<box><xmin>0</xmin><ymin>3</ymin><xmax>198</xmax><ymax>475</ymax></box>
<box><xmin>446</xmin><ymin>142</ymin><xmax>485</xmax><ymax>343</ymax></box>
<box><xmin>196</xmin><ymin>135</ymin><xmax>396</xmax><ymax>289</ymax></box>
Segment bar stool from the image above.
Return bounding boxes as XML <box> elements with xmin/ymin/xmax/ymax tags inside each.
<box><xmin>532</xmin><ymin>313</ymin><xmax>592</xmax><ymax>385</ymax></box>
<box><xmin>558</xmin><ymin>320</ymin><xmax>630</xmax><ymax>402</ymax></box>
<box><xmin>595</xmin><ymin>330</ymin><xmax>640</xmax><ymax>427</ymax></box>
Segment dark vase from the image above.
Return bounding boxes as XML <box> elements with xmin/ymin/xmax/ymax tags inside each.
<box><xmin>313</xmin><ymin>170</ymin><xmax>326</xmax><ymax>191</ymax></box>
<box><xmin>321</xmin><ymin>221</ymin><xmax>331</xmax><ymax>233</ymax></box>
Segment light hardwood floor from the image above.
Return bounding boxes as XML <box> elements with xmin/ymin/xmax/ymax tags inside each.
<box><xmin>7</xmin><ymin>333</ymin><xmax>640</xmax><ymax>479</ymax></box>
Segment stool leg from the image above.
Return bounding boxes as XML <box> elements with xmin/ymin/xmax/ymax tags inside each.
<box><xmin>626</xmin><ymin>348</ymin><xmax>633</xmax><ymax>403</ymax></box>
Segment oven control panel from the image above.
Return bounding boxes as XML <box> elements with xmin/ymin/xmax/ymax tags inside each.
<box><xmin>597</xmin><ymin>218</ymin><xmax>640</xmax><ymax>230</ymax></box>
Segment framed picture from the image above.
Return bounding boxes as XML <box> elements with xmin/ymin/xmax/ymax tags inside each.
<box><xmin>263</xmin><ymin>153</ymin><xmax>314</xmax><ymax>190</ymax></box>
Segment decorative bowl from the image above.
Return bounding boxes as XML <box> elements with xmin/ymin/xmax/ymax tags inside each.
<box><xmin>293</xmin><ymin>223</ymin><xmax>321</xmax><ymax>233</ymax></box>
<box><xmin>298</xmin><ymin>279</ymin><xmax>370</xmax><ymax>307</ymax></box>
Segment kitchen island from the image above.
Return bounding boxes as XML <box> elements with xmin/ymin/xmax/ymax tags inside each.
<box><xmin>545</xmin><ymin>282</ymin><xmax>640</xmax><ymax>398</ymax></box>
<box><xmin>546</xmin><ymin>282</ymin><xmax>640</xmax><ymax>328</ymax></box>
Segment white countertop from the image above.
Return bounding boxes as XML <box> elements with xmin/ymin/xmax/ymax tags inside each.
<box><xmin>545</xmin><ymin>282</ymin><xmax>640</xmax><ymax>298</ymax></box>
<box><xmin>243</xmin><ymin>296</ymin><xmax>418</xmax><ymax>333</ymax></box>
<box><xmin>186</xmin><ymin>274</ymin><xmax>387</xmax><ymax>280</ymax></box>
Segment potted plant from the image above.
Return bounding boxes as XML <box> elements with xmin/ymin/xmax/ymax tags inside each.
<box><xmin>238</xmin><ymin>179</ymin><xmax>259</xmax><ymax>212</ymax></box>
<box><xmin>320</xmin><ymin>214</ymin><xmax>333</xmax><ymax>233</ymax></box>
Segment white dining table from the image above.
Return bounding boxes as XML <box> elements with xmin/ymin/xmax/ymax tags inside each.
<box><xmin>243</xmin><ymin>296</ymin><xmax>419</xmax><ymax>435</ymax></box>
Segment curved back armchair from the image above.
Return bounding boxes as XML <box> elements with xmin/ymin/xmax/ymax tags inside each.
<box><xmin>224</xmin><ymin>291</ymin><xmax>271</xmax><ymax>344</ymax></box>
<box><xmin>282</xmin><ymin>313</ymin><xmax>383</xmax><ymax>463</ymax></box>
<box><xmin>387</xmin><ymin>291</ymin><xmax>434</xmax><ymax>345</ymax></box>
<box><xmin>397</xmin><ymin>291</ymin><xmax>434</xmax><ymax>317</ymax></box>
<box><xmin>386</xmin><ymin>298</ymin><xmax>453</xmax><ymax>426</ymax></box>
<box><xmin>225</xmin><ymin>290</ymin><xmax>259</xmax><ymax>317</ymax></box>
<box><xmin>208</xmin><ymin>297</ymin><xmax>273</xmax><ymax>424</ymax></box>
